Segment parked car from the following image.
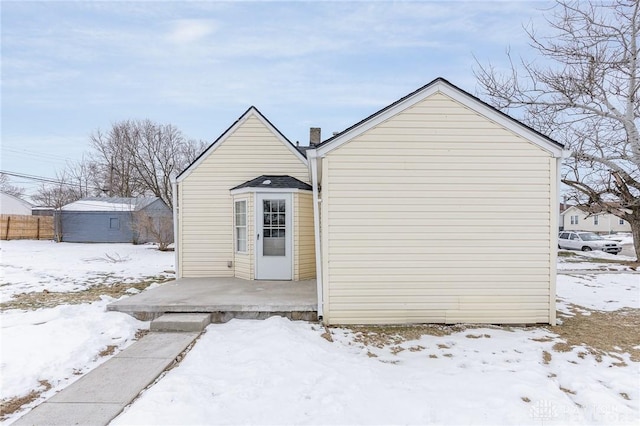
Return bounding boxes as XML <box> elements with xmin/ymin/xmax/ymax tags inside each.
<box><xmin>558</xmin><ymin>231</ymin><xmax>622</xmax><ymax>254</ymax></box>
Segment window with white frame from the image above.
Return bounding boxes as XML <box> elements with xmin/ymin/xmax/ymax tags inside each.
<box><xmin>593</xmin><ymin>215</ymin><xmax>599</xmax><ymax>225</ymax></box>
<box><xmin>620</xmin><ymin>218</ymin><xmax>625</xmax><ymax>225</ymax></box>
<box><xmin>570</xmin><ymin>215</ymin><xmax>579</xmax><ymax>225</ymax></box>
<box><xmin>234</xmin><ymin>200</ymin><xmax>247</xmax><ymax>253</ymax></box>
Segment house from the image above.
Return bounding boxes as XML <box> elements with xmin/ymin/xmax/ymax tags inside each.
<box><xmin>1</xmin><ymin>192</ymin><xmax>33</xmax><ymax>215</ymax></box>
<box><xmin>58</xmin><ymin>197</ymin><xmax>172</xmax><ymax>243</ymax></box>
<box><xmin>174</xmin><ymin>77</ymin><xmax>565</xmax><ymax>325</ymax></box>
<box><xmin>561</xmin><ymin>205</ymin><xmax>631</xmax><ymax>234</ymax></box>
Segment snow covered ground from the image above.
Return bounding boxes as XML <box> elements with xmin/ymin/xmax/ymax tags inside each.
<box><xmin>1</xmin><ymin>240</ymin><xmax>639</xmax><ymax>425</ymax></box>
<box><xmin>557</xmin><ymin>248</ymin><xmax>637</xmax><ymax>271</ymax></box>
<box><xmin>1</xmin><ymin>299</ymin><xmax>145</xmax><ymax>402</ymax></box>
<box><xmin>0</xmin><ymin>240</ymin><xmax>174</xmax><ymax>302</ymax></box>
<box><xmin>111</xmin><ymin>269</ymin><xmax>639</xmax><ymax>426</ymax></box>
<box><xmin>0</xmin><ymin>241</ymin><xmax>174</xmax><ymax>423</ymax></box>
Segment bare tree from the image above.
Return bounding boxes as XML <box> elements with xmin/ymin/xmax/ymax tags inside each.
<box><xmin>89</xmin><ymin>120</ymin><xmax>206</xmax><ymax>208</ymax></box>
<box><xmin>0</xmin><ymin>173</ymin><xmax>25</xmax><ymax>198</ymax></box>
<box><xmin>131</xmin><ymin>211</ymin><xmax>174</xmax><ymax>251</ymax></box>
<box><xmin>31</xmin><ymin>162</ymin><xmax>94</xmax><ymax>209</ymax></box>
<box><xmin>90</xmin><ymin>122</ymin><xmax>145</xmax><ymax>198</ymax></box>
<box><xmin>475</xmin><ymin>0</ymin><xmax>640</xmax><ymax>259</ymax></box>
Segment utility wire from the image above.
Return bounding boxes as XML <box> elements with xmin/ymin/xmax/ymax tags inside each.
<box><xmin>0</xmin><ymin>170</ymin><xmax>107</xmax><ymax>192</ymax></box>
<box><xmin>1</xmin><ymin>170</ymin><xmax>63</xmax><ymax>185</ymax></box>
<box><xmin>3</xmin><ymin>147</ymin><xmax>74</xmax><ymax>163</ymax></box>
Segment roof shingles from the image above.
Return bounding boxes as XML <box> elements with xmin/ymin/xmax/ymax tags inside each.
<box><xmin>230</xmin><ymin>175</ymin><xmax>312</xmax><ymax>191</ymax></box>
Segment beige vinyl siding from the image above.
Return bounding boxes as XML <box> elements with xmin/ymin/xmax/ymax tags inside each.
<box><xmin>179</xmin><ymin>114</ymin><xmax>309</xmax><ymax>277</ymax></box>
<box><xmin>294</xmin><ymin>191</ymin><xmax>316</xmax><ymax>280</ymax></box>
<box><xmin>322</xmin><ymin>92</ymin><xmax>554</xmax><ymax>324</ymax></box>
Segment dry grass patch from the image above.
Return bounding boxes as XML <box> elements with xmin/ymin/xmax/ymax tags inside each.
<box><xmin>559</xmin><ymin>251</ymin><xmax>638</xmax><ymax>267</ymax></box>
<box><xmin>320</xmin><ymin>325</ymin><xmax>334</xmax><ymax>342</ymax></box>
<box><xmin>542</xmin><ymin>351</ymin><xmax>552</xmax><ymax>364</ymax></box>
<box><xmin>135</xmin><ymin>329</ymin><xmax>149</xmax><ymax>340</ymax></box>
<box><xmin>548</xmin><ymin>308</ymin><xmax>640</xmax><ymax>362</ymax></box>
<box><xmin>557</xmin><ymin>250</ymin><xmax>576</xmax><ymax>256</ymax></box>
<box><xmin>531</xmin><ymin>336</ymin><xmax>554</xmax><ymax>343</ymax></box>
<box><xmin>345</xmin><ymin>324</ymin><xmax>474</xmax><ymax>348</ymax></box>
<box><xmin>390</xmin><ymin>346</ymin><xmax>405</xmax><ymax>355</ymax></box>
<box><xmin>98</xmin><ymin>345</ymin><xmax>117</xmax><ymax>357</ymax></box>
<box><xmin>0</xmin><ymin>380</ymin><xmax>51</xmax><ymax>420</ymax></box>
<box><xmin>466</xmin><ymin>333</ymin><xmax>491</xmax><ymax>339</ymax></box>
<box><xmin>0</xmin><ymin>276</ymin><xmax>174</xmax><ymax>311</ymax></box>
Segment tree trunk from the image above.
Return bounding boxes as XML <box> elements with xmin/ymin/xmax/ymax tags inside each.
<box><xmin>629</xmin><ymin>211</ymin><xmax>640</xmax><ymax>261</ymax></box>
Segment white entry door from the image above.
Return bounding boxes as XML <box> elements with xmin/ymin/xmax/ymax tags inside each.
<box><xmin>256</xmin><ymin>193</ymin><xmax>292</xmax><ymax>280</ymax></box>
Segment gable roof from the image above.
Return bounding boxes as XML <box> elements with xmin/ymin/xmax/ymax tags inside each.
<box><xmin>312</xmin><ymin>77</ymin><xmax>565</xmax><ymax>157</ymax></box>
<box><xmin>61</xmin><ymin>197</ymin><xmax>161</xmax><ymax>212</ymax></box>
<box><xmin>561</xmin><ymin>203</ymin><xmax>631</xmax><ymax>216</ymax></box>
<box><xmin>177</xmin><ymin>106</ymin><xmax>307</xmax><ymax>182</ymax></box>
<box><xmin>230</xmin><ymin>175</ymin><xmax>312</xmax><ymax>191</ymax></box>
<box><xmin>0</xmin><ymin>191</ymin><xmax>33</xmax><ymax>209</ymax></box>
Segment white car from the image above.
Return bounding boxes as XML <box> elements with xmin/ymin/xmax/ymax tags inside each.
<box><xmin>558</xmin><ymin>231</ymin><xmax>622</xmax><ymax>254</ymax></box>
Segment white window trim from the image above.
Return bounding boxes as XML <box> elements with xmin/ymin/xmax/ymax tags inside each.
<box><xmin>234</xmin><ymin>199</ymin><xmax>248</xmax><ymax>254</ymax></box>
<box><xmin>593</xmin><ymin>215</ymin><xmax>599</xmax><ymax>225</ymax></box>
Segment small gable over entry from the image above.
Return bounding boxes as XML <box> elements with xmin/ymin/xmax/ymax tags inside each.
<box><xmin>231</xmin><ymin>175</ymin><xmax>313</xmax><ymax>280</ymax></box>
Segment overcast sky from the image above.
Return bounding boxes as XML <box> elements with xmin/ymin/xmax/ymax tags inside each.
<box><xmin>1</xmin><ymin>0</ymin><xmax>554</xmax><ymax>197</ymax></box>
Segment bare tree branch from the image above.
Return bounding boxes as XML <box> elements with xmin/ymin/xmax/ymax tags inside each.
<box><xmin>475</xmin><ymin>0</ymin><xmax>640</xmax><ymax>258</ymax></box>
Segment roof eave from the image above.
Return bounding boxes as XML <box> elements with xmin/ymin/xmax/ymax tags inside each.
<box><xmin>177</xmin><ymin>107</ymin><xmax>307</xmax><ymax>183</ymax></box>
<box><xmin>315</xmin><ymin>78</ymin><xmax>564</xmax><ymax>158</ymax></box>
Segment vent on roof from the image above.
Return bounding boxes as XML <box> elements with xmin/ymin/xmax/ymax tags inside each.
<box><xmin>262</xmin><ymin>179</ymin><xmax>271</xmax><ymax>185</ymax></box>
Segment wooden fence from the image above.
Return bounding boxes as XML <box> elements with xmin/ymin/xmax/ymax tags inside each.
<box><xmin>1</xmin><ymin>215</ymin><xmax>54</xmax><ymax>240</ymax></box>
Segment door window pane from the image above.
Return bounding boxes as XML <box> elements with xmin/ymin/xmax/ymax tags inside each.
<box><xmin>263</xmin><ymin>198</ymin><xmax>285</xmax><ymax>256</ymax></box>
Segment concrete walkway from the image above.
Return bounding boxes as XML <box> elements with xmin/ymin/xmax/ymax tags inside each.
<box><xmin>13</xmin><ymin>314</ymin><xmax>210</xmax><ymax>426</ymax></box>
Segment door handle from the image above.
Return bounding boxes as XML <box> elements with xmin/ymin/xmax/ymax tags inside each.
<box><xmin>257</xmin><ymin>233</ymin><xmax>260</xmax><ymax>240</ymax></box>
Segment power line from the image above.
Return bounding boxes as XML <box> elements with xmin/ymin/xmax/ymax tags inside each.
<box><xmin>0</xmin><ymin>170</ymin><xmax>107</xmax><ymax>192</ymax></box>
<box><xmin>3</xmin><ymin>147</ymin><xmax>74</xmax><ymax>163</ymax></box>
<box><xmin>2</xmin><ymin>170</ymin><xmax>62</xmax><ymax>185</ymax></box>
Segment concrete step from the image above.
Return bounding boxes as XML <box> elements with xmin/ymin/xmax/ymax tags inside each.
<box><xmin>150</xmin><ymin>313</ymin><xmax>211</xmax><ymax>332</ymax></box>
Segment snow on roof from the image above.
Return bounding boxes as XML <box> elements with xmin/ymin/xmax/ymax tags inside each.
<box><xmin>61</xmin><ymin>197</ymin><xmax>159</xmax><ymax>212</ymax></box>
<box><xmin>1</xmin><ymin>191</ymin><xmax>33</xmax><ymax>207</ymax></box>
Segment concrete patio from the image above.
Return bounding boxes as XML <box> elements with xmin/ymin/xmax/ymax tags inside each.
<box><xmin>107</xmin><ymin>277</ymin><xmax>318</xmax><ymax>322</ymax></box>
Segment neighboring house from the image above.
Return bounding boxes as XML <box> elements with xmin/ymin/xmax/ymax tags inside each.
<box><xmin>174</xmin><ymin>77</ymin><xmax>565</xmax><ymax>325</ymax></box>
<box><xmin>561</xmin><ymin>205</ymin><xmax>631</xmax><ymax>234</ymax></box>
<box><xmin>58</xmin><ymin>197</ymin><xmax>172</xmax><ymax>243</ymax></box>
<box><xmin>0</xmin><ymin>192</ymin><xmax>33</xmax><ymax>215</ymax></box>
